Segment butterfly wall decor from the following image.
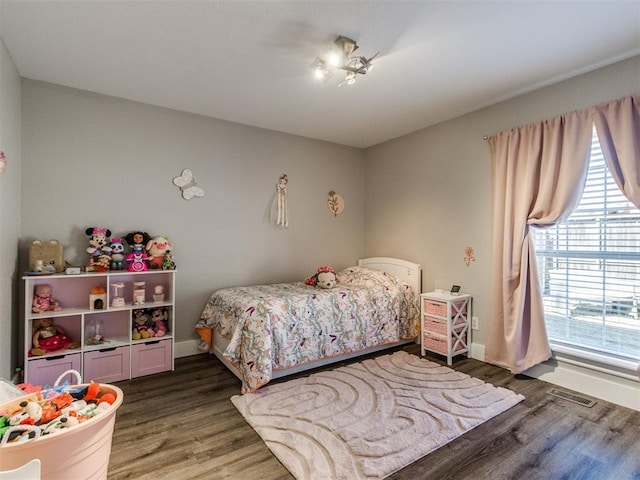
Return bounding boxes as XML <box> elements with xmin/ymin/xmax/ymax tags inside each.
<box><xmin>173</xmin><ymin>168</ymin><xmax>205</xmax><ymax>200</ymax></box>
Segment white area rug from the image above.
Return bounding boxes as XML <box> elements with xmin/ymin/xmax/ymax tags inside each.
<box><xmin>231</xmin><ymin>350</ymin><xmax>524</xmax><ymax>479</ymax></box>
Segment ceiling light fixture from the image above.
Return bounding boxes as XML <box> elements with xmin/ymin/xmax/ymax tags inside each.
<box><xmin>312</xmin><ymin>35</ymin><xmax>379</xmax><ymax>86</ymax></box>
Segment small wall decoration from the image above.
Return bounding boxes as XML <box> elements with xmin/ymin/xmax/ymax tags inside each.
<box><xmin>0</xmin><ymin>151</ymin><xmax>7</xmax><ymax>173</ymax></box>
<box><xmin>173</xmin><ymin>168</ymin><xmax>205</xmax><ymax>200</ymax></box>
<box><xmin>327</xmin><ymin>191</ymin><xmax>345</xmax><ymax>216</ymax></box>
<box><xmin>276</xmin><ymin>174</ymin><xmax>289</xmax><ymax>227</ymax></box>
<box><xmin>464</xmin><ymin>246</ymin><xmax>476</xmax><ymax>267</ymax></box>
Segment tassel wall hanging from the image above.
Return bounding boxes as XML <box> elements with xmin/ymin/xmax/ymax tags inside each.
<box><xmin>276</xmin><ymin>174</ymin><xmax>289</xmax><ymax>227</ymax></box>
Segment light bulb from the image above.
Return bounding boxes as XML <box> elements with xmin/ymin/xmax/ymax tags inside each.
<box><xmin>345</xmin><ymin>72</ymin><xmax>357</xmax><ymax>85</ymax></box>
<box><xmin>327</xmin><ymin>52</ymin><xmax>341</xmax><ymax>67</ymax></box>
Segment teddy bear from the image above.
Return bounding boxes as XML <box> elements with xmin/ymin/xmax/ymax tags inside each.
<box><xmin>85</xmin><ymin>226</ymin><xmax>112</xmax><ymax>272</ymax></box>
<box><xmin>29</xmin><ymin>239</ymin><xmax>65</xmax><ymax>273</ymax></box>
<box><xmin>132</xmin><ymin>309</ymin><xmax>154</xmax><ymax>340</ymax></box>
<box><xmin>149</xmin><ymin>307</ymin><xmax>168</xmax><ymax>337</ymax></box>
<box><xmin>32</xmin><ymin>284</ymin><xmax>62</xmax><ymax>313</ymax></box>
<box><xmin>145</xmin><ymin>236</ymin><xmax>172</xmax><ymax>269</ymax></box>
<box><xmin>304</xmin><ymin>266</ymin><xmax>337</xmax><ymax>289</ymax></box>
<box><xmin>30</xmin><ymin>318</ymin><xmax>78</xmax><ymax>356</ymax></box>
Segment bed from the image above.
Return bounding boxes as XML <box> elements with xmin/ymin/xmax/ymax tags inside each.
<box><xmin>195</xmin><ymin>257</ymin><xmax>421</xmax><ymax>393</ymax></box>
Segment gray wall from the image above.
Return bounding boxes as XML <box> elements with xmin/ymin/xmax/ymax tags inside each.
<box><xmin>0</xmin><ymin>36</ymin><xmax>21</xmax><ymax>380</ymax></box>
<box><xmin>20</xmin><ymin>80</ymin><xmax>365</xmax><ymax>351</ymax></box>
<box><xmin>364</xmin><ymin>55</ymin><xmax>640</xmax><ymax>349</ymax></box>
<box><xmin>9</xmin><ymin>51</ymin><xmax>640</xmax><ymax>396</ymax></box>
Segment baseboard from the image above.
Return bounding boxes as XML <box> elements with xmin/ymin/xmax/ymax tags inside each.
<box><xmin>470</xmin><ymin>342</ymin><xmax>485</xmax><ymax>362</ymax></box>
<box><xmin>470</xmin><ymin>341</ymin><xmax>639</xmax><ymax>412</ymax></box>
<box><xmin>525</xmin><ymin>357</ymin><xmax>639</xmax><ymax>412</ymax></box>
<box><xmin>174</xmin><ymin>339</ymin><xmax>202</xmax><ymax>358</ymax></box>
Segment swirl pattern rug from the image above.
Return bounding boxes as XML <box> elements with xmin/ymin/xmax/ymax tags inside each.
<box><xmin>231</xmin><ymin>350</ymin><xmax>524</xmax><ymax>479</ymax></box>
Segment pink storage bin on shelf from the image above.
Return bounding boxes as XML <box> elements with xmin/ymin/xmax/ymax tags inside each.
<box><xmin>0</xmin><ymin>370</ymin><xmax>123</xmax><ymax>480</ymax></box>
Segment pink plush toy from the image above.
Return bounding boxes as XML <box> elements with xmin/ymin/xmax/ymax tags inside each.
<box><xmin>145</xmin><ymin>236</ymin><xmax>172</xmax><ymax>270</ymax></box>
<box><xmin>150</xmin><ymin>307</ymin><xmax>168</xmax><ymax>337</ymax></box>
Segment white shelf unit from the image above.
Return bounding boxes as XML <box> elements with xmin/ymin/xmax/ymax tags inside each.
<box><xmin>23</xmin><ymin>270</ymin><xmax>175</xmax><ymax>385</ymax></box>
<box><xmin>420</xmin><ymin>291</ymin><xmax>471</xmax><ymax>365</ymax></box>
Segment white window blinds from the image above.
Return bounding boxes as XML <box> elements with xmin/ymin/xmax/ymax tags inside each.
<box><xmin>532</xmin><ymin>128</ymin><xmax>640</xmax><ymax>361</ymax></box>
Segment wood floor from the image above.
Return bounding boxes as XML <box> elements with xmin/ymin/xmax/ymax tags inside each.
<box><xmin>107</xmin><ymin>344</ymin><xmax>640</xmax><ymax>480</ymax></box>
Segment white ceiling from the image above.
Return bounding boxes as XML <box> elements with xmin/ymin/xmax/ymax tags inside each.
<box><xmin>1</xmin><ymin>1</ymin><xmax>639</xmax><ymax>148</ymax></box>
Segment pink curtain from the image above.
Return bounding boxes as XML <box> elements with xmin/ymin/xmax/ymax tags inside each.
<box><xmin>592</xmin><ymin>94</ymin><xmax>640</xmax><ymax>208</ymax></box>
<box><xmin>486</xmin><ymin>110</ymin><xmax>593</xmax><ymax>373</ymax></box>
<box><xmin>593</xmin><ymin>94</ymin><xmax>640</xmax><ymax>377</ymax></box>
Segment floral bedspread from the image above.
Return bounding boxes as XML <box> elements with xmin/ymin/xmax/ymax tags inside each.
<box><xmin>195</xmin><ymin>266</ymin><xmax>419</xmax><ymax>393</ymax></box>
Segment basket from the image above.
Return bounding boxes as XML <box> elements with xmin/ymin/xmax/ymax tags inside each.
<box><xmin>423</xmin><ymin>317</ymin><xmax>467</xmax><ymax>336</ymax></box>
<box><xmin>0</xmin><ymin>371</ymin><xmax>123</xmax><ymax>480</ymax></box>
<box><xmin>423</xmin><ymin>299</ymin><xmax>447</xmax><ymax>317</ymax></box>
<box><xmin>422</xmin><ymin>332</ymin><xmax>467</xmax><ymax>355</ymax></box>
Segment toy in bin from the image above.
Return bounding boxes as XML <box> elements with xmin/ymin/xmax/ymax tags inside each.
<box><xmin>0</xmin><ymin>370</ymin><xmax>119</xmax><ymax>446</ymax></box>
<box><xmin>0</xmin><ymin>370</ymin><xmax>123</xmax><ymax>480</ymax></box>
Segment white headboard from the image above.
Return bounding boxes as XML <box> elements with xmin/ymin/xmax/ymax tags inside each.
<box><xmin>358</xmin><ymin>257</ymin><xmax>422</xmax><ymax>294</ymax></box>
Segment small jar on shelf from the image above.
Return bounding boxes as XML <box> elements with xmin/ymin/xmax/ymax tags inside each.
<box><xmin>133</xmin><ymin>281</ymin><xmax>146</xmax><ymax>305</ymax></box>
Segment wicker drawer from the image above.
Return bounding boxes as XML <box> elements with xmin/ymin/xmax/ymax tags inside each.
<box><xmin>422</xmin><ymin>332</ymin><xmax>467</xmax><ymax>355</ymax></box>
<box><xmin>423</xmin><ymin>317</ymin><xmax>466</xmax><ymax>336</ymax></box>
<box><xmin>423</xmin><ymin>299</ymin><xmax>447</xmax><ymax>317</ymax></box>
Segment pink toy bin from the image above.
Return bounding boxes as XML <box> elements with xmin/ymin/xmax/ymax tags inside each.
<box><xmin>0</xmin><ymin>383</ymin><xmax>123</xmax><ymax>480</ymax></box>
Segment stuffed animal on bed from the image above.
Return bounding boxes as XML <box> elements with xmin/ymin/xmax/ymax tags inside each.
<box><xmin>304</xmin><ymin>266</ymin><xmax>337</xmax><ymax>289</ymax></box>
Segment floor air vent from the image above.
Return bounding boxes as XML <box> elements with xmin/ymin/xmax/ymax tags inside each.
<box><xmin>547</xmin><ymin>388</ymin><xmax>597</xmax><ymax>408</ymax></box>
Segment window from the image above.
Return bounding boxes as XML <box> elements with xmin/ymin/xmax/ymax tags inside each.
<box><xmin>532</xmin><ymin>128</ymin><xmax>640</xmax><ymax>362</ymax></box>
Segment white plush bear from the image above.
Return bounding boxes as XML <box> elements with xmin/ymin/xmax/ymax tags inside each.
<box><xmin>316</xmin><ymin>270</ymin><xmax>337</xmax><ymax>289</ymax></box>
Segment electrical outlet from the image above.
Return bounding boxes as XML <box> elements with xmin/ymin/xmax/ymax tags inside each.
<box><xmin>471</xmin><ymin>316</ymin><xmax>479</xmax><ymax>330</ymax></box>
